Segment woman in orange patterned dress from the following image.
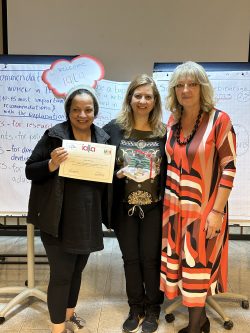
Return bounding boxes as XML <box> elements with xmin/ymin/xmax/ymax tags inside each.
<box><xmin>160</xmin><ymin>61</ymin><xmax>236</xmax><ymax>333</ymax></box>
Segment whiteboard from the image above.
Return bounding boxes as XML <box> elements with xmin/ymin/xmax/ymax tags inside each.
<box><xmin>153</xmin><ymin>63</ymin><xmax>250</xmax><ymax>223</ymax></box>
<box><xmin>0</xmin><ymin>55</ymin><xmax>129</xmax><ymax>215</ymax></box>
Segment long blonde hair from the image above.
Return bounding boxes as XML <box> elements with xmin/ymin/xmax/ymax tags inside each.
<box><xmin>116</xmin><ymin>74</ymin><xmax>166</xmax><ymax>137</ymax></box>
<box><xmin>167</xmin><ymin>61</ymin><xmax>215</xmax><ymax>121</ymax></box>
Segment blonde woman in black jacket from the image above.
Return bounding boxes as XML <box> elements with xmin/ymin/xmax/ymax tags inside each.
<box><xmin>103</xmin><ymin>74</ymin><xmax>166</xmax><ymax>333</ymax></box>
<box><xmin>26</xmin><ymin>85</ymin><xmax>109</xmax><ymax>333</ymax></box>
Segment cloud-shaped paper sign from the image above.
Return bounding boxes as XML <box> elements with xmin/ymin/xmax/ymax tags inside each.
<box><xmin>42</xmin><ymin>55</ymin><xmax>105</xmax><ymax>98</ymax></box>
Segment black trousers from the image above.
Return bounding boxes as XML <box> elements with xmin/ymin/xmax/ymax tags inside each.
<box><xmin>42</xmin><ymin>242</ymin><xmax>89</xmax><ymax>324</ymax></box>
<box><xmin>114</xmin><ymin>202</ymin><xmax>164</xmax><ymax>315</ymax></box>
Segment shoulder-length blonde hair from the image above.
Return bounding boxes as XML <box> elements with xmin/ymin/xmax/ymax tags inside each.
<box><xmin>116</xmin><ymin>74</ymin><xmax>166</xmax><ymax>137</ymax></box>
<box><xmin>167</xmin><ymin>61</ymin><xmax>215</xmax><ymax>121</ymax></box>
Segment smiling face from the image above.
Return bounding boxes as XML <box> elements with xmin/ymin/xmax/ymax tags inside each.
<box><xmin>130</xmin><ymin>84</ymin><xmax>155</xmax><ymax>120</ymax></box>
<box><xmin>69</xmin><ymin>93</ymin><xmax>95</xmax><ymax>134</ymax></box>
<box><xmin>175</xmin><ymin>76</ymin><xmax>201</xmax><ymax>110</ymax></box>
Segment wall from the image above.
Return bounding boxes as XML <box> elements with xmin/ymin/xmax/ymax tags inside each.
<box><xmin>5</xmin><ymin>0</ymin><xmax>250</xmax><ymax>80</ymax></box>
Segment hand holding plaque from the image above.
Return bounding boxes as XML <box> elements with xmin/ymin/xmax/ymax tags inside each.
<box><xmin>120</xmin><ymin>148</ymin><xmax>155</xmax><ymax>183</ymax></box>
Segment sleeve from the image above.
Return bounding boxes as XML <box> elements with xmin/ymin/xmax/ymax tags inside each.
<box><xmin>215</xmin><ymin>112</ymin><xmax>236</xmax><ymax>189</ymax></box>
<box><xmin>102</xmin><ymin>120</ymin><xmax>113</xmax><ymax>136</ymax></box>
<box><xmin>25</xmin><ymin>132</ymin><xmax>58</xmax><ymax>182</ymax></box>
<box><xmin>101</xmin><ymin>184</ymin><xmax>112</xmax><ymax>229</ymax></box>
<box><xmin>102</xmin><ymin>120</ymin><xmax>121</xmax><ymax>174</ymax></box>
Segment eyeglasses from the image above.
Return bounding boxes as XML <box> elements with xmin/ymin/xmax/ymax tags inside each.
<box><xmin>175</xmin><ymin>82</ymin><xmax>199</xmax><ymax>89</ymax></box>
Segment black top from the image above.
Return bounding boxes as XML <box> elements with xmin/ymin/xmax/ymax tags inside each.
<box><xmin>117</xmin><ymin>129</ymin><xmax>162</xmax><ymax>205</ymax></box>
<box><xmin>41</xmin><ymin>177</ymin><xmax>105</xmax><ymax>253</ymax></box>
<box><xmin>40</xmin><ymin>128</ymin><xmax>106</xmax><ymax>253</ymax></box>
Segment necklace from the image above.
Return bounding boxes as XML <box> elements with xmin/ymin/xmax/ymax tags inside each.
<box><xmin>176</xmin><ymin>109</ymin><xmax>203</xmax><ymax>146</ymax></box>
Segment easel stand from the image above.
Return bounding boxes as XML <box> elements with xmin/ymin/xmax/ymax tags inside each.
<box><xmin>0</xmin><ymin>224</ymin><xmax>47</xmax><ymax>324</ymax></box>
<box><xmin>165</xmin><ymin>293</ymin><xmax>249</xmax><ymax>330</ymax></box>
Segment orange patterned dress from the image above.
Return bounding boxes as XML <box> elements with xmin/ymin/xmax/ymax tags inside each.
<box><xmin>160</xmin><ymin>109</ymin><xmax>236</xmax><ymax>307</ymax></box>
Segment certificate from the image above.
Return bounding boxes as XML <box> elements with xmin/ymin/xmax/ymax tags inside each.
<box><xmin>59</xmin><ymin>140</ymin><xmax>116</xmax><ymax>183</ymax></box>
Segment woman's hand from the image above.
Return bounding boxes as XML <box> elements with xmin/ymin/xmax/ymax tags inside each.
<box><xmin>48</xmin><ymin>147</ymin><xmax>68</xmax><ymax>172</ymax></box>
<box><xmin>205</xmin><ymin>210</ymin><xmax>224</xmax><ymax>239</ymax></box>
<box><xmin>116</xmin><ymin>168</ymin><xmax>126</xmax><ymax>179</ymax></box>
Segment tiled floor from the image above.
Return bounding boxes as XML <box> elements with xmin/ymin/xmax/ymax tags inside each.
<box><xmin>0</xmin><ymin>236</ymin><xmax>249</xmax><ymax>332</ymax></box>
